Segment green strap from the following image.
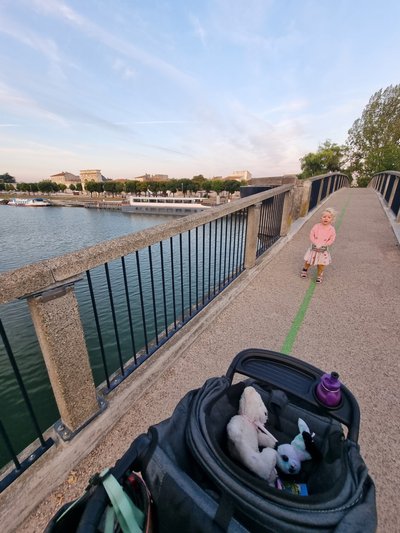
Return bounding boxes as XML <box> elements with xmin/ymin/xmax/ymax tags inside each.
<box><xmin>104</xmin><ymin>505</ymin><xmax>116</xmax><ymax>533</ymax></box>
<box><xmin>100</xmin><ymin>468</ymin><xmax>145</xmax><ymax>533</ymax></box>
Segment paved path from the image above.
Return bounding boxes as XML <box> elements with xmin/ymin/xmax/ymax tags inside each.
<box><xmin>18</xmin><ymin>187</ymin><xmax>400</xmax><ymax>532</ymax></box>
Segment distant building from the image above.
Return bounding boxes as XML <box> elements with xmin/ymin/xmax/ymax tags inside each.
<box><xmin>50</xmin><ymin>171</ymin><xmax>80</xmax><ymax>187</ymax></box>
<box><xmin>80</xmin><ymin>169</ymin><xmax>107</xmax><ymax>190</ymax></box>
<box><xmin>222</xmin><ymin>170</ymin><xmax>252</xmax><ymax>182</ymax></box>
<box><xmin>132</xmin><ymin>174</ymin><xmax>169</xmax><ymax>182</ymax></box>
<box><xmin>151</xmin><ymin>174</ymin><xmax>169</xmax><ymax>181</ymax></box>
<box><xmin>132</xmin><ymin>174</ymin><xmax>150</xmax><ymax>182</ymax></box>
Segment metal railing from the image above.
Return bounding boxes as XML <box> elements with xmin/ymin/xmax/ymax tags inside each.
<box><xmin>308</xmin><ymin>173</ymin><xmax>348</xmax><ymax>212</ymax></box>
<box><xmin>0</xmin><ymin>173</ymin><xmax>348</xmax><ymax>491</ymax></box>
<box><xmin>369</xmin><ymin>171</ymin><xmax>400</xmax><ymax>220</ymax></box>
<box><xmin>81</xmin><ymin>211</ymin><xmax>248</xmax><ymax>393</ymax></box>
<box><xmin>256</xmin><ymin>192</ymin><xmax>285</xmax><ymax>258</ymax></box>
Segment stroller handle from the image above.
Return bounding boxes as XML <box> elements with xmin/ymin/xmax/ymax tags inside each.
<box><xmin>226</xmin><ymin>348</ymin><xmax>360</xmax><ymax>442</ymax></box>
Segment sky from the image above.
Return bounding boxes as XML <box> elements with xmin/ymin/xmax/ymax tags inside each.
<box><xmin>0</xmin><ymin>0</ymin><xmax>399</xmax><ymax>183</ymax></box>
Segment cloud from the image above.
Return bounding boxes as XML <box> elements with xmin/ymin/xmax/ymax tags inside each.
<box><xmin>0</xmin><ymin>12</ymin><xmax>61</xmax><ymax>63</ymax></box>
<box><xmin>111</xmin><ymin>58</ymin><xmax>136</xmax><ymax>80</ymax></box>
<box><xmin>0</xmin><ymin>82</ymin><xmax>67</xmax><ymax>124</ymax></box>
<box><xmin>29</xmin><ymin>0</ymin><xmax>196</xmax><ymax>87</ymax></box>
<box><xmin>189</xmin><ymin>14</ymin><xmax>207</xmax><ymax>48</ymax></box>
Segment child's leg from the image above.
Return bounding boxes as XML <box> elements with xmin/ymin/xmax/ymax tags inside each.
<box><xmin>316</xmin><ymin>264</ymin><xmax>325</xmax><ymax>283</ymax></box>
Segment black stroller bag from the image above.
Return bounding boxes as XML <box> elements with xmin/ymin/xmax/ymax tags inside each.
<box><xmin>46</xmin><ymin>349</ymin><xmax>377</xmax><ymax>533</ymax></box>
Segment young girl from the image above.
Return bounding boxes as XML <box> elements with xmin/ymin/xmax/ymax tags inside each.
<box><xmin>301</xmin><ymin>207</ymin><xmax>337</xmax><ymax>283</ymax></box>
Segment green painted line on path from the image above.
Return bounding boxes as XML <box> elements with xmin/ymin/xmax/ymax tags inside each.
<box><xmin>280</xmin><ymin>197</ymin><xmax>350</xmax><ymax>355</ymax></box>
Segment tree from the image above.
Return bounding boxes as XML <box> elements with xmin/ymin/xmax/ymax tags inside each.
<box><xmin>104</xmin><ymin>181</ymin><xmax>117</xmax><ymax>196</ymax></box>
<box><xmin>115</xmin><ymin>181</ymin><xmax>125</xmax><ymax>195</ymax></box>
<box><xmin>38</xmin><ymin>180</ymin><xmax>54</xmax><ymax>193</ymax></box>
<box><xmin>299</xmin><ymin>140</ymin><xmax>345</xmax><ymax>179</ymax></box>
<box><xmin>224</xmin><ymin>180</ymin><xmax>241</xmax><ymax>197</ymax></box>
<box><xmin>168</xmin><ymin>180</ymin><xmax>178</xmax><ymax>196</ymax></box>
<box><xmin>125</xmin><ymin>180</ymin><xmax>139</xmax><ymax>195</ymax></box>
<box><xmin>346</xmin><ymin>84</ymin><xmax>400</xmax><ymax>185</ymax></box>
<box><xmin>17</xmin><ymin>182</ymin><xmax>32</xmax><ymax>193</ymax></box>
<box><xmin>84</xmin><ymin>180</ymin><xmax>98</xmax><ymax>197</ymax></box>
<box><xmin>0</xmin><ymin>173</ymin><xmax>16</xmax><ymax>183</ymax></box>
<box><xmin>210</xmin><ymin>179</ymin><xmax>224</xmax><ymax>195</ymax></box>
<box><xmin>192</xmin><ymin>175</ymin><xmax>207</xmax><ymax>191</ymax></box>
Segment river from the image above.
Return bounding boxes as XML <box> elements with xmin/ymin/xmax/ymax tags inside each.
<box><xmin>0</xmin><ymin>203</ymin><xmax>172</xmax><ymax>466</ymax></box>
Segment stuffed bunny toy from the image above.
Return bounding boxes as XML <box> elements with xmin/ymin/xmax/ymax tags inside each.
<box><xmin>275</xmin><ymin>418</ymin><xmax>318</xmax><ymax>475</ymax></box>
<box><xmin>227</xmin><ymin>386</ymin><xmax>278</xmax><ymax>485</ymax></box>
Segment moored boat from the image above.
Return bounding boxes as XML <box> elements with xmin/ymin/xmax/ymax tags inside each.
<box><xmin>121</xmin><ymin>196</ymin><xmax>210</xmax><ymax>216</ymax></box>
<box><xmin>7</xmin><ymin>198</ymin><xmax>29</xmax><ymax>206</ymax></box>
<box><xmin>26</xmin><ymin>198</ymin><xmax>51</xmax><ymax>207</ymax></box>
<box><xmin>8</xmin><ymin>197</ymin><xmax>51</xmax><ymax>207</ymax></box>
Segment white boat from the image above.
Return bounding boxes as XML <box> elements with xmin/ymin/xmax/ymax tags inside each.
<box><xmin>121</xmin><ymin>196</ymin><xmax>211</xmax><ymax>216</ymax></box>
<box><xmin>7</xmin><ymin>198</ymin><xmax>29</xmax><ymax>206</ymax></box>
<box><xmin>26</xmin><ymin>198</ymin><xmax>51</xmax><ymax>207</ymax></box>
<box><xmin>7</xmin><ymin>197</ymin><xmax>51</xmax><ymax>207</ymax></box>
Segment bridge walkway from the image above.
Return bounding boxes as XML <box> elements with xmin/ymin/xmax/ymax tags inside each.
<box><xmin>19</xmin><ymin>187</ymin><xmax>400</xmax><ymax>532</ymax></box>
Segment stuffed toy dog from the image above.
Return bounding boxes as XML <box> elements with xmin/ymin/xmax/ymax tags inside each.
<box><xmin>227</xmin><ymin>386</ymin><xmax>278</xmax><ymax>485</ymax></box>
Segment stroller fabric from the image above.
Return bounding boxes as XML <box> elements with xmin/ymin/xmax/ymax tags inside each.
<box><xmin>44</xmin><ymin>374</ymin><xmax>377</xmax><ymax>532</ymax></box>
<box><xmin>139</xmin><ymin>376</ymin><xmax>377</xmax><ymax>532</ymax></box>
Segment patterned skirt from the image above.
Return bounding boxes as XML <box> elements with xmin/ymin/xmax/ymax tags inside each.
<box><xmin>304</xmin><ymin>246</ymin><xmax>332</xmax><ymax>266</ymax></box>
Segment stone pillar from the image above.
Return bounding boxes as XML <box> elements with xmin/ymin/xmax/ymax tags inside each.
<box><xmin>280</xmin><ymin>189</ymin><xmax>294</xmax><ymax>236</ymax></box>
<box><xmin>244</xmin><ymin>202</ymin><xmax>262</xmax><ymax>269</ymax></box>
<box><xmin>298</xmin><ymin>180</ymin><xmax>312</xmax><ymax>217</ymax></box>
<box><xmin>28</xmin><ymin>284</ymin><xmax>99</xmax><ymax>434</ymax></box>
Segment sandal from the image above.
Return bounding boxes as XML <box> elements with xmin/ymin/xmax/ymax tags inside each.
<box><xmin>316</xmin><ymin>275</ymin><xmax>323</xmax><ymax>283</ymax></box>
<box><xmin>300</xmin><ymin>269</ymin><xmax>308</xmax><ymax>278</ymax></box>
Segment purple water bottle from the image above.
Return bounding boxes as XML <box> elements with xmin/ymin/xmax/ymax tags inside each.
<box><xmin>316</xmin><ymin>371</ymin><xmax>342</xmax><ymax>407</ymax></box>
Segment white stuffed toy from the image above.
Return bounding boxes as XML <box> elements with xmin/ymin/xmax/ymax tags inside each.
<box><xmin>275</xmin><ymin>418</ymin><xmax>315</xmax><ymax>475</ymax></box>
<box><xmin>227</xmin><ymin>386</ymin><xmax>278</xmax><ymax>485</ymax></box>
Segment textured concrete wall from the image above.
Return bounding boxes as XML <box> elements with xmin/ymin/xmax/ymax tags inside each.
<box><xmin>28</xmin><ymin>286</ymin><xmax>99</xmax><ymax>432</ymax></box>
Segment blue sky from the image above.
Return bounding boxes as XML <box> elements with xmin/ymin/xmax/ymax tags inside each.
<box><xmin>0</xmin><ymin>0</ymin><xmax>399</xmax><ymax>182</ymax></box>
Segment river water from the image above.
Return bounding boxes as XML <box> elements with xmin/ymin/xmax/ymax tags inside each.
<box><xmin>0</xmin><ymin>204</ymin><xmax>172</xmax><ymax>466</ymax></box>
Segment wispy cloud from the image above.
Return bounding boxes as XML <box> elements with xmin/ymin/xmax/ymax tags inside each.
<box><xmin>0</xmin><ymin>82</ymin><xmax>67</xmax><ymax>124</ymax></box>
<box><xmin>112</xmin><ymin>58</ymin><xmax>136</xmax><ymax>80</ymax></box>
<box><xmin>189</xmin><ymin>14</ymin><xmax>207</xmax><ymax>48</ymax></box>
<box><xmin>29</xmin><ymin>0</ymin><xmax>196</xmax><ymax>87</ymax></box>
<box><xmin>0</xmin><ymin>13</ymin><xmax>61</xmax><ymax>63</ymax></box>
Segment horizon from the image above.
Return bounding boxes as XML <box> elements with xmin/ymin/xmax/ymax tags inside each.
<box><xmin>1</xmin><ymin>1</ymin><xmax>399</xmax><ymax>183</ymax></box>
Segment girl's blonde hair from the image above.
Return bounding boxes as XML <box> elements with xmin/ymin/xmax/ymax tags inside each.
<box><xmin>323</xmin><ymin>207</ymin><xmax>337</xmax><ymax>221</ymax></box>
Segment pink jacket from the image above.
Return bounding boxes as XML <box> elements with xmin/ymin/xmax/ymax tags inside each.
<box><xmin>309</xmin><ymin>223</ymin><xmax>336</xmax><ymax>247</ymax></box>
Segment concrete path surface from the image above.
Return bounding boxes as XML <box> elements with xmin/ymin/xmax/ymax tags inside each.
<box><xmin>16</xmin><ymin>187</ymin><xmax>400</xmax><ymax>532</ymax></box>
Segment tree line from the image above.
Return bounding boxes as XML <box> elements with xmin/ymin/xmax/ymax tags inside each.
<box><xmin>0</xmin><ymin>175</ymin><xmax>243</xmax><ymax>197</ymax></box>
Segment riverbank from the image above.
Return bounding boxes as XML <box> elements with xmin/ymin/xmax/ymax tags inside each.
<box><xmin>0</xmin><ymin>192</ymin><xmax>230</xmax><ymax>208</ymax></box>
